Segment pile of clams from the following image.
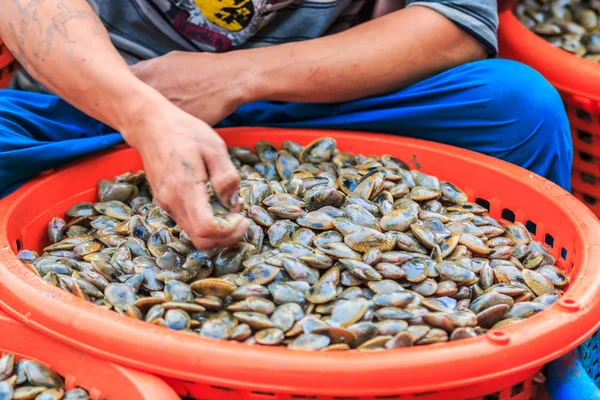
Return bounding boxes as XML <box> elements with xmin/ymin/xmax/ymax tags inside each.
<box><xmin>18</xmin><ymin>137</ymin><xmax>569</xmax><ymax>351</ymax></box>
<box><xmin>0</xmin><ymin>352</ymin><xmax>90</xmax><ymax>399</ymax></box>
<box><xmin>517</xmin><ymin>0</ymin><xmax>600</xmax><ymax>62</ymax></box>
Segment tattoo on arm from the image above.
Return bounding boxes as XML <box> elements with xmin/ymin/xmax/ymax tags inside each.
<box><xmin>7</xmin><ymin>0</ymin><xmax>104</xmax><ymax>72</ymax></box>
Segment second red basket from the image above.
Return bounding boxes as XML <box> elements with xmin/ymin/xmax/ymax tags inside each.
<box><xmin>498</xmin><ymin>0</ymin><xmax>600</xmax><ymax>216</ymax></box>
<box><xmin>0</xmin><ymin>310</ymin><xmax>179</xmax><ymax>399</ymax></box>
<box><xmin>0</xmin><ymin>40</ymin><xmax>17</xmax><ymax>89</ymax></box>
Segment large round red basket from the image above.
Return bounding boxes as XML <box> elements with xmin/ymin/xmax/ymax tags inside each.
<box><xmin>0</xmin><ymin>127</ymin><xmax>599</xmax><ymax>399</ymax></box>
<box><xmin>0</xmin><ymin>310</ymin><xmax>178</xmax><ymax>399</ymax></box>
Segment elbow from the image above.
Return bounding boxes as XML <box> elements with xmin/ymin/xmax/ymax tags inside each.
<box><xmin>462</xmin><ymin>36</ymin><xmax>488</xmax><ymax>63</ymax></box>
<box><xmin>446</xmin><ymin>28</ymin><xmax>490</xmax><ymax>68</ymax></box>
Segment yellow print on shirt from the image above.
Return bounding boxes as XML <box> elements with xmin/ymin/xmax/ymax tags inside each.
<box><xmin>193</xmin><ymin>0</ymin><xmax>255</xmax><ymax>32</ymax></box>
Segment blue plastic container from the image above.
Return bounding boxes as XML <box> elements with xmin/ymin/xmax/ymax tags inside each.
<box><xmin>547</xmin><ymin>330</ymin><xmax>600</xmax><ymax>399</ymax></box>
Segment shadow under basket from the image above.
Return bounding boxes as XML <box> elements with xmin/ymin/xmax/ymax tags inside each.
<box><xmin>0</xmin><ymin>127</ymin><xmax>600</xmax><ymax>400</ymax></box>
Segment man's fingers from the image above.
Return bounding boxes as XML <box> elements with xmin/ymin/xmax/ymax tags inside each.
<box><xmin>191</xmin><ymin>215</ymin><xmax>250</xmax><ymax>250</ymax></box>
<box><xmin>228</xmin><ymin>215</ymin><xmax>251</xmax><ymax>241</ymax></box>
<box><xmin>183</xmin><ymin>182</ymin><xmax>248</xmax><ymax>247</ymax></box>
<box><xmin>203</xmin><ymin>140</ymin><xmax>242</xmax><ymax>211</ymax></box>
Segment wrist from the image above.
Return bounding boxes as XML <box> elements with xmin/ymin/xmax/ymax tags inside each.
<box><xmin>223</xmin><ymin>50</ymin><xmax>271</xmax><ymax>104</ymax></box>
<box><xmin>114</xmin><ymin>82</ymin><xmax>174</xmax><ymax>148</ymax></box>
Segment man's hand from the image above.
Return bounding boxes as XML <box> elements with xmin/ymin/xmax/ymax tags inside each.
<box><xmin>131</xmin><ymin>51</ymin><xmax>254</xmax><ymax>126</ymax></box>
<box><xmin>123</xmin><ymin>100</ymin><xmax>250</xmax><ymax>249</ymax></box>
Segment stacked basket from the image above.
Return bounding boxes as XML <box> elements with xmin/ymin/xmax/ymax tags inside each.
<box><xmin>0</xmin><ymin>40</ymin><xmax>17</xmax><ymax>89</ymax></box>
<box><xmin>0</xmin><ymin>309</ymin><xmax>179</xmax><ymax>399</ymax></box>
<box><xmin>498</xmin><ymin>0</ymin><xmax>600</xmax><ymax>217</ymax></box>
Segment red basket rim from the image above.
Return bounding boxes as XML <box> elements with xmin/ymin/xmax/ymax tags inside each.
<box><xmin>0</xmin><ymin>127</ymin><xmax>599</xmax><ymax>396</ymax></box>
<box><xmin>498</xmin><ymin>0</ymin><xmax>600</xmax><ymax>107</ymax></box>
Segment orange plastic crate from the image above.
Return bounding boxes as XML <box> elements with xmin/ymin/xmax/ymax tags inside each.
<box><xmin>498</xmin><ymin>0</ymin><xmax>600</xmax><ymax>215</ymax></box>
<box><xmin>0</xmin><ymin>40</ymin><xmax>17</xmax><ymax>89</ymax></box>
<box><xmin>0</xmin><ymin>127</ymin><xmax>598</xmax><ymax>400</ymax></box>
<box><xmin>0</xmin><ymin>310</ymin><xmax>179</xmax><ymax>399</ymax></box>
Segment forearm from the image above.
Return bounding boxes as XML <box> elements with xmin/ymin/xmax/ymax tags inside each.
<box><xmin>0</xmin><ymin>0</ymin><xmax>166</xmax><ymax>134</ymax></box>
<box><xmin>239</xmin><ymin>5</ymin><xmax>486</xmax><ymax>104</ymax></box>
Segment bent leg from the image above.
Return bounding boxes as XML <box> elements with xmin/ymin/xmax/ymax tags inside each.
<box><xmin>0</xmin><ymin>90</ymin><xmax>123</xmax><ymax>197</ymax></box>
<box><xmin>220</xmin><ymin>59</ymin><xmax>572</xmax><ymax>190</ymax></box>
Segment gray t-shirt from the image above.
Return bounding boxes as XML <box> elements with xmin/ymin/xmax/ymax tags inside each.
<box><xmin>12</xmin><ymin>0</ymin><xmax>498</xmax><ymax>91</ymax></box>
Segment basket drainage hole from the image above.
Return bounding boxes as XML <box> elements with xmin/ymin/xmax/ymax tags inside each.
<box><xmin>483</xmin><ymin>393</ymin><xmax>500</xmax><ymax>400</ymax></box>
<box><xmin>210</xmin><ymin>385</ymin><xmax>235</xmax><ymax>392</ymax></box>
<box><xmin>578</xmin><ymin>130</ymin><xmax>593</xmax><ymax>144</ymax></box>
<box><xmin>15</xmin><ymin>239</ymin><xmax>21</xmax><ymax>251</ymax></box>
<box><xmin>501</xmin><ymin>209</ymin><xmax>515</xmax><ymax>223</ymax></box>
<box><xmin>576</xmin><ymin>108</ymin><xmax>592</xmax><ymax>122</ymax></box>
<box><xmin>545</xmin><ymin>234</ymin><xmax>554</xmax><ymax>248</ymax></box>
<box><xmin>475</xmin><ymin>198</ymin><xmax>490</xmax><ymax>211</ymax></box>
<box><xmin>579</xmin><ymin>151</ymin><xmax>594</xmax><ymax>163</ymax></box>
<box><xmin>525</xmin><ymin>220</ymin><xmax>536</xmax><ymax>235</ymax></box>
<box><xmin>561</xmin><ymin>248</ymin><xmax>568</xmax><ymax>260</ymax></box>
<box><xmin>581</xmin><ymin>172</ymin><xmax>596</xmax><ymax>184</ymax></box>
<box><xmin>251</xmin><ymin>391</ymin><xmax>276</xmax><ymax>397</ymax></box>
<box><xmin>511</xmin><ymin>382</ymin><xmax>525</xmax><ymax>396</ymax></box>
<box><xmin>583</xmin><ymin>194</ymin><xmax>597</xmax><ymax>205</ymax></box>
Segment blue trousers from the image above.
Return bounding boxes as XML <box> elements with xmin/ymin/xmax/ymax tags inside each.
<box><xmin>0</xmin><ymin>59</ymin><xmax>572</xmax><ymax>198</ymax></box>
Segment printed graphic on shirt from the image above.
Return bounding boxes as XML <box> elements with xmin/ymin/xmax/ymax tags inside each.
<box><xmin>193</xmin><ymin>0</ymin><xmax>255</xmax><ymax>32</ymax></box>
<box><xmin>167</xmin><ymin>0</ymin><xmax>294</xmax><ymax>51</ymax></box>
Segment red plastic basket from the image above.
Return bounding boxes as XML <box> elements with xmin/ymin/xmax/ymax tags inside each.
<box><xmin>0</xmin><ymin>309</ymin><xmax>178</xmax><ymax>399</ymax></box>
<box><xmin>497</xmin><ymin>0</ymin><xmax>600</xmax><ymax>215</ymax></box>
<box><xmin>0</xmin><ymin>40</ymin><xmax>17</xmax><ymax>89</ymax></box>
<box><xmin>0</xmin><ymin>127</ymin><xmax>599</xmax><ymax>400</ymax></box>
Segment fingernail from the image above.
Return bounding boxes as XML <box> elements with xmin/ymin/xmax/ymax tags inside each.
<box><xmin>229</xmin><ymin>191</ymin><xmax>239</xmax><ymax>208</ymax></box>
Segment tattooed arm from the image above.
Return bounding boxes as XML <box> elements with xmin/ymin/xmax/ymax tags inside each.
<box><xmin>0</xmin><ymin>0</ymin><xmax>250</xmax><ymax>249</ymax></box>
<box><xmin>0</xmin><ymin>0</ymin><xmax>156</xmax><ymax>129</ymax></box>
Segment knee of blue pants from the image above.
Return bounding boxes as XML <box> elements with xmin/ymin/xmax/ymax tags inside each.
<box><xmin>478</xmin><ymin>60</ymin><xmax>573</xmax><ymax>191</ymax></box>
